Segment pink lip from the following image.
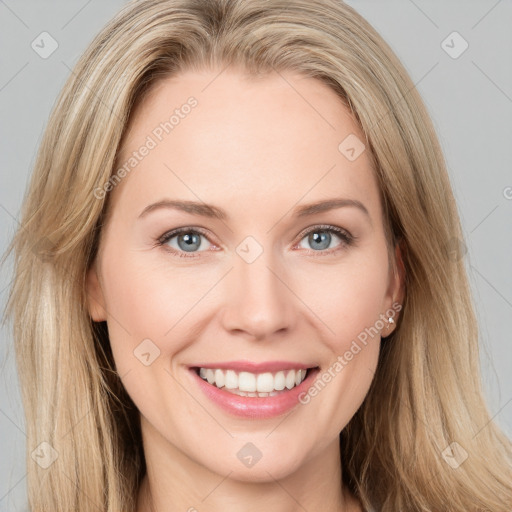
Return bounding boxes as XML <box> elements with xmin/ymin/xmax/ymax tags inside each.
<box><xmin>190</xmin><ymin>360</ymin><xmax>315</xmax><ymax>373</ymax></box>
<box><xmin>188</xmin><ymin>366</ymin><xmax>320</xmax><ymax>419</ymax></box>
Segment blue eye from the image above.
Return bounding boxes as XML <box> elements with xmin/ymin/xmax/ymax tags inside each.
<box><xmin>297</xmin><ymin>225</ymin><xmax>353</xmax><ymax>254</ymax></box>
<box><xmin>158</xmin><ymin>228</ymin><xmax>212</xmax><ymax>257</ymax></box>
<box><xmin>157</xmin><ymin>225</ymin><xmax>354</xmax><ymax>259</ymax></box>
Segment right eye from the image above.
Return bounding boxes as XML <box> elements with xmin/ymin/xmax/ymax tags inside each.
<box><xmin>157</xmin><ymin>227</ymin><xmax>216</xmax><ymax>258</ymax></box>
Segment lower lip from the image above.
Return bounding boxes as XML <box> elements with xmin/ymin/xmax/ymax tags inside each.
<box><xmin>189</xmin><ymin>367</ymin><xmax>320</xmax><ymax>419</ymax></box>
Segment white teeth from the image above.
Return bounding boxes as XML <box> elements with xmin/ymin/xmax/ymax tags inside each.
<box><xmin>205</xmin><ymin>368</ymin><xmax>215</xmax><ymax>385</ymax></box>
<box><xmin>214</xmin><ymin>369</ymin><xmax>225</xmax><ymax>388</ymax></box>
<box><xmin>225</xmin><ymin>370</ymin><xmax>238</xmax><ymax>389</ymax></box>
<box><xmin>256</xmin><ymin>372</ymin><xmax>274</xmax><ymax>393</ymax></box>
<box><xmin>238</xmin><ymin>372</ymin><xmax>256</xmax><ymax>392</ymax></box>
<box><xmin>196</xmin><ymin>367</ymin><xmax>310</xmax><ymax>394</ymax></box>
<box><xmin>274</xmin><ymin>371</ymin><xmax>286</xmax><ymax>390</ymax></box>
<box><xmin>285</xmin><ymin>370</ymin><xmax>296</xmax><ymax>390</ymax></box>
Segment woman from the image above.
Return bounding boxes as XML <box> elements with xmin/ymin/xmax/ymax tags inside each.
<box><xmin>3</xmin><ymin>0</ymin><xmax>511</xmax><ymax>511</ymax></box>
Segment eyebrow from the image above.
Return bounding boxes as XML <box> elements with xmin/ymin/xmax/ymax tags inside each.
<box><xmin>138</xmin><ymin>198</ymin><xmax>370</xmax><ymax>221</ymax></box>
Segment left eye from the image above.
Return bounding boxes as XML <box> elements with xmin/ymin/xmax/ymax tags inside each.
<box><xmin>296</xmin><ymin>226</ymin><xmax>352</xmax><ymax>253</ymax></box>
<box><xmin>157</xmin><ymin>225</ymin><xmax>353</xmax><ymax>258</ymax></box>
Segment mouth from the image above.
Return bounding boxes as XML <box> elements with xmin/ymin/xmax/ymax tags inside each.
<box><xmin>188</xmin><ymin>362</ymin><xmax>321</xmax><ymax>419</ymax></box>
<box><xmin>192</xmin><ymin>366</ymin><xmax>317</xmax><ymax>397</ymax></box>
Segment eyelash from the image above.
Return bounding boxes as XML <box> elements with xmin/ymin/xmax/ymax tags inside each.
<box><xmin>156</xmin><ymin>224</ymin><xmax>356</xmax><ymax>259</ymax></box>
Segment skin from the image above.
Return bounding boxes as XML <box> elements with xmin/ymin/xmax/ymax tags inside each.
<box><xmin>87</xmin><ymin>67</ymin><xmax>405</xmax><ymax>512</ymax></box>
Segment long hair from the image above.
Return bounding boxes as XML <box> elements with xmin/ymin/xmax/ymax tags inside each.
<box><xmin>3</xmin><ymin>0</ymin><xmax>511</xmax><ymax>510</ymax></box>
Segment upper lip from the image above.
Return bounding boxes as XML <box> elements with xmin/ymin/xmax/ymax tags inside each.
<box><xmin>190</xmin><ymin>360</ymin><xmax>318</xmax><ymax>373</ymax></box>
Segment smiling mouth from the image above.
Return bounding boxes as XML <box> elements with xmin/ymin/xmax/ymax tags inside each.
<box><xmin>191</xmin><ymin>366</ymin><xmax>319</xmax><ymax>398</ymax></box>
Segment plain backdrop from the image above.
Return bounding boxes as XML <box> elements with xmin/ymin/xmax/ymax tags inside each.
<box><xmin>1</xmin><ymin>1</ymin><xmax>511</xmax><ymax>510</ymax></box>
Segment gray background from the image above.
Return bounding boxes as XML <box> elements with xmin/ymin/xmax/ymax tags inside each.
<box><xmin>1</xmin><ymin>1</ymin><xmax>511</xmax><ymax>510</ymax></box>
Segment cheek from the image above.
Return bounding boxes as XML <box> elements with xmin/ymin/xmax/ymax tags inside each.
<box><xmin>292</xmin><ymin>254</ymin><xmax>388</xmax><ymax>432</ymax></box>
<box><xmin>295</xmin><ymin>253</ymin><xmax>389</xmax><ymax>351</ymax></box>
<box><xmin>98</xmin><ymin>255</ymin><xmax>200</xmax><ymax>419</ymax></box>
<box><xmin>99</xmin><ymin>252</ymin><xmax>216</xmax><ymax>371</ymax></box>
<box><xmin>101</xmin><ymin>252</ymin><xmax>195</xmax><ymax>335</ymax></box>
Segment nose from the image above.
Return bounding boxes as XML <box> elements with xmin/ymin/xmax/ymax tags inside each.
<box><xmin>220</xmin><ymin>247</ymin><xmax>296</xmax><ymax>341</ymax></box>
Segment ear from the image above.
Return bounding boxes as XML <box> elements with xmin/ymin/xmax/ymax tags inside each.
<box><xmin>390</xmin><ymin>241</ymin><xmax>406</xmax><ymax>306</ymax></box>
<box><xmin>383</xmin><ymin>241</ymin><xmax>406</xmax><ymax>334</ymax></box>
<box><xmin>86</xmin><ymin>262</ymin><xmax>107</xmax><ymax>322</ymax></box>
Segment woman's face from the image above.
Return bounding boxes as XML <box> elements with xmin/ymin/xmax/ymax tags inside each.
<box><xmin>87</xmin><ymin>67</ymin><xmax>403</xmax><ymax>483</ymax></box>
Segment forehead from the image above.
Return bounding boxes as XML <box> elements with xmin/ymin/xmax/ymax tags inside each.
<box><xmin>109</xmin><ymin>67</ymin><xmax>380</xmax><ymax>223</ymax></box>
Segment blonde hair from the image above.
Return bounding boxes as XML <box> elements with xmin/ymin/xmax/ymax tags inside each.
<box><xmin>3</xmin><ymin>0</ymin><xmax>511</xmax><ymax>510</ymax></box>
